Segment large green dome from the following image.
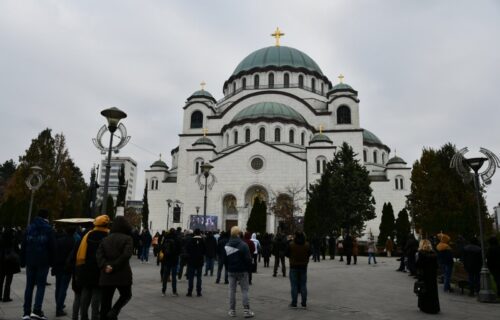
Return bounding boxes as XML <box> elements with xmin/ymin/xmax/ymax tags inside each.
<box><xmin>232</xmin><ymin>102</ymin><xmax>307</xmax><ymax>125</ymax></box>
<box><xmin>232</xmin><ymin>46</ymin><xmax>324</xmax><ymax>77</ymax></box>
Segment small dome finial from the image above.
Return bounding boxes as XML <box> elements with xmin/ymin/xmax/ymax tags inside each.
<box><xmin>202</xmin><ymin>128</ymin><xmax>208</xmax><ymax>137</ymax></box>
<box><xmin>338</xmin><ymin>74</ymin><xmax>344</xmax><ymax>84</ymax></box>
<box><xmin>159</xmin><ymin>153</ymin><xmax>162</xmax><ymax>160</ymax></box>
<box><xmin>318</xmin><ymin>124</ymin><xmax>324</xmax><ymax>134</ymax></box>
<box><xmin>200</xmin><ymin>81</ymin><xmax>206</xmax><ymax>91</ymax></box>
<box><xmin>271</xmin><ymin>27</ymin><xmax>285</xmax><ymax>47</ymax></box>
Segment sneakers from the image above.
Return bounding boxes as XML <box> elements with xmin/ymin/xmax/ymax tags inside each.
<box><xmin>289</xmin><ymin>303</ymin><xmax>298</xmax><ymax>308</ymax></box>
<box><xmin>196</xmin><ymin>292</ymin><xmax>202</xmax><ymax>297</ymax></box>
<box><xmin>162</xmin><ymin>292</ymin><xmax>166</xmax><ymax>297</ymax></box>
<box><xmin>228</xmin><ymin>309</ymin><xmax>236</xmax><ymax>317</ymax></box>
<box><xmin>172</xmin><ymin>292</ymin><xmax>179</xmax><ymax>297</ymax></box>
<box><xmin>22</xmin><ymin>315</ymin><xmax>30</xmax><ymax>320</ymax></box>
<box><xmin>186</xmin><ymin>292</ymin><xmax>192</xmax><ymax>297</ymax></box>
<box><xmin>30</xmin><ymin>311</ymin><xmax>48</xmax><ymax>320</ymax></box>
<box><xmin>56</xmin><ymin>310</ymin><xmax>67</xmax><ymax>317</ymax></box>
<box><xmin>243</xmin><ymin>308</ymin><xmax>255</xmax><ymax>318</ymax></box>
<box><xmin>301</xmin><ymin>303</ymin><xmax>307</xmax><ymax>309</ymax></box>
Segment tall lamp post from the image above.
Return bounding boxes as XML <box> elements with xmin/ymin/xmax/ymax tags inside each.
<box><xmin>92</xmin><ymin>107</ymin><xmax>130</xmax><ymax>215</ymax></box>
<box><xmin>166</xmin><ymin>199</ymin><xmax>172</xmax><ymax>230</ymax></box>
<box><xmin>197</xmin><ymin>163</ymin><xmax>214</xmax><ymax>232</ymax></box>
<box><xmin>25</xmin><ymin>166</ymin><xmax>44</xmax><ymax>227</ymax></box>
<box><xmin>451</xmin><ymin>147</ymin><xmax>500</xmax><ymax>303</ymax></box>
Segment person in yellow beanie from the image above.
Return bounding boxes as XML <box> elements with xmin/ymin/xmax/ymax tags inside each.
<box><xmin>75</xmin><ymin>215</ymin><xmax>110</xmax><ymax>320</ymax></box>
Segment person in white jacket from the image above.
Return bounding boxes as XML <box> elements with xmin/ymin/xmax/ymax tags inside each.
<box><xmin>250</xmin><ymin>233</ymin><xmax>261</xmax><ymax>273</ymax></box>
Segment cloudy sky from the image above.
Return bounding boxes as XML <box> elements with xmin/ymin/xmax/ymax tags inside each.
<box><xmin>1</xmin><ymin>1</ymin><xmax>500</xmax><ymax>211</ymax></box>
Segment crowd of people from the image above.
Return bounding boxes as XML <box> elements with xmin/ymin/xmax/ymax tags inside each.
<box><xmin>2</xmin><ymin>210</ymin><xmax>500</xmax><ymax>319</ymax></box>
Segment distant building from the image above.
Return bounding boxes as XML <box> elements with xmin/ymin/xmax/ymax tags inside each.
<box><xmin>98</xmin><ymin>156</ymin><xmax>137</xmax><ymax>205</ymax></box>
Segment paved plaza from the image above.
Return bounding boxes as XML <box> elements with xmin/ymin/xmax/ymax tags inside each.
<box><xmin>1</xmin><ymin>256</ymin><xmax>499</xmax><ymax>320</ymax></box>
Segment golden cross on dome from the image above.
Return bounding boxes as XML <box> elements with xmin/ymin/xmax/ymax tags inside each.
<box><xmin>271</xmin><ymin>27</ymin><xmax>285</xmax><ymax>47</ymax></box>
<box><xmin>200</xmin><ymin>81</ymin><xmax>206</xmax><ymax>91</ymax></box>
<box><xmin>319</xmin><ymin>124</ymin><xmax>324</xmax><ymax>133</ymax></box>
<box><xmin>202</xmin><ymin>128</ymin><xmax>208</xmax><ymax>137</ymax></box>
<box><xmin>338</xmin><ymin>74</ymin><xmax>344</xmax><ymax>84</ymax></box>
<box><xmin>159</xmin><ymin>153</ymin><xmax>162</xmax><ymax>160</ymax></box>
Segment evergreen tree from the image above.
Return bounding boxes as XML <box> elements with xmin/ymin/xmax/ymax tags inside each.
<box><xmin>377</xmin><ymin>202</ymin><xmax>395</xmax><ymax>246</ymax></box>
<box><xmin>305</xmin><ymin>142</ymin><xmax>375</xmax><ymax>236</ymax></box>
<box><xmin>0</xmin><ymin>159</ymin><xmax>16</xmax><ymax>204</ymax></box>
<box><xmin>116</xmin><ymin>163</ymin><xmax>127</xmax><ymax>207</ymax></box>
<box><xmin>395</xmin><ymin>208</ymin><xmax>411</xmax><ymax>248</ymax></box>
<box><xmin>0</xmin><ymin>129</ymin><xmax>86</xmax><ymax>222</ymax></box>
<box><xmin>246</xmin><ymin>197</ymin><xmax>267</xmax><ymax>234</ymax></box>
<box><xmin>142</xmin><ymin>181</ymin><xmax>149</xmax><ymax>229</ymax></box>
<box><xmin>407</xmin><ymin>143</ymin><xmax>490</xmax><ymax>239</ymax></box>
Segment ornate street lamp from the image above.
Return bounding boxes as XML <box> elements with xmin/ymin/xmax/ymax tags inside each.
<box><xmin>196</xmin><ymin>163</ymin><xmax>215</xmax><ymax>231</ymax></box>
<box><xmin>451</xmin><ymin>147</ymin><xmax>500</xmax><ymax>303</ymax></box>
<box><xmin>92</xmin><ymin>107</ymin><xmax>130</xmax><ymax>215</ymax></box>
<box><xmin>166</xmin><ymin>199</ymin><xmax>173</xmax><ymax>230</ymax></box>
<box><xmin>25</xmin><ymin>166</ymin><xmax>44</xmax><ymax>227</ymax></box>
<box><xmin>195</xmin><ymin>206</ymin><xmax>200</xmax><ymax>216</ymax></box>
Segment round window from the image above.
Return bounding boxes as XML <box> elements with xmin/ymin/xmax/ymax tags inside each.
<box><xmin>251</xmin><ymin>157</ymin><xmax>264</xmax><ymax>170</ymax></box>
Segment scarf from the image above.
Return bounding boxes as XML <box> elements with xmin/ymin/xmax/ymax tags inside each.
<box><xmin>76</xmin><ymin>226</ymin><xmax>109</xmax><ymax>266</ymax></box>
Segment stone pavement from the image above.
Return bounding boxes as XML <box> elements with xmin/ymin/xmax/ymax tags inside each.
<box><xmin>1</xmin><ymin>256</ymin><xmax>499</xmax><ymax>320</ymax></box>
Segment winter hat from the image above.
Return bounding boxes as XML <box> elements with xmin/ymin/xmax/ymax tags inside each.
<box><xmin>94</xmin><ymin>215</ymin><xmax>110</xmax><ymax>227</ymax></box>
<box><xmin>37</xmin><ymin>209</ymin><xmax>49</xmax><ymax>219</ymax></box>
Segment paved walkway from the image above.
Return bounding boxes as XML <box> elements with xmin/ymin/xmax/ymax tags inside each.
<box><xmin>1</xmin><ymin>256</ymin><xmax>499</xmax><ymax>319</ymax></box>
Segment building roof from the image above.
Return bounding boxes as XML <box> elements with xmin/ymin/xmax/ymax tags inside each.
<box><xmin>363</xmin><ymin>129</ymin><xmax>384</xmax><ymax>145</ymax></box>
<box><xmin>330</xmin><ymin>83</ymin><xmax>353</xmax><ymax>91</ymax></box>
<box><xmin>231</xmin><ymin>102</ymin><xmax>307</xmax><ymax>125</ymax></box>
<box><xmin>192</xmin><ymin>136</ymin><xmax>216</xmax><ymax>148</ymax></box>
<box><xmin>150</xmin><ymin>160</ymin><xmax>169</xmax><ymax>169</ymax></box>
<box><xmin>187</xmin><ymin>89</ymin><xmax>216</xmax><ymax>103</ymax></box>
<box><xmin>386</xmin><ymin>156</ymin><xmax>407</xmax><ymax>165</ymax></box>
<box><xmin>309</xmin><ymin>133</ymin><xmax>333</xmax><ymax>144</ymax></box>
<box><xmin>231</xmin><ymin>46</ymin><xmax>324</xmax><ymax>77</ymax></box>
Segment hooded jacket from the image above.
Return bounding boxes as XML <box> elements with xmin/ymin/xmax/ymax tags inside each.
<box><xmin>20</xmin><ymin>217</ymin><xmax>56</xmax><ymax>268</ymax></box>
<box><xmin>286</xmin><ymin>234</ymin><xmax>311</xmax><ymax>269</ymax></box>
<box><xmin>250</xmin><ymin>233</ymin><xmax>261</xmax><ymax>255</ymax></box>
<box><xmin>436</xmin><ymin>234</ymin><xmax>454</xmax><ymax>266</ymax></box>
<box><xmin>224</xmin><ymin>236</ymin><xmax>252</xmax><ymax>273</ymax></box>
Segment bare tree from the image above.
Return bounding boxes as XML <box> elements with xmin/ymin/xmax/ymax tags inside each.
<box><xmin>268</xmin><ymin>184</ymin><xmax>306</xmax><ymax>234</ymax></box>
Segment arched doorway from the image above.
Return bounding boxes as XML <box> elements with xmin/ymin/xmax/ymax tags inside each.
<box><xmin>244</xmin><ymin>185</ymin><xmax>269</xmax><ymax>232</ymax></box>
<box><xmin>223</xmin><ymin>194</ymin><xmax>238</xmax><ymax>232</ymax></box>
<box><xmin>274</xmin><ymin>194</ymin><xmax>294</xmax><ymax>234</ymax></box>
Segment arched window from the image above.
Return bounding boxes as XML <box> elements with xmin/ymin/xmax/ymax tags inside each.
<box><xmin>321</xmin><ymin>83</ymin><xmax>324</xmax><ymax>95</ymax></box>
<box><xmin>363</xmin><ymin>149</ymin><xmax>368</xmax><ymax>162</ymax></box>
<box><xmin>373</xmin><ymin>150</ymin><xmax>378</xmax><ymax>164</ymax></box>
<box><xmin>316</xmin><ymin>156</ymin><xmax>327</xmax><ymax>174</ymax></box>
<box><xmin>284</xmin><ymin>73</ymin><xmax>290</xmax><ymax>88</ymax></box>
<box><xmin>233</xmin><ymin>82</ymin><xmax>236</xmax><ymax>93</ymax></box>
<box><xmin>190</xmin><ymin>111</ymin><xmax>203</xmax><ymax>129</ymax></box>
<box><xmin>337</xmin><ymin>106</ymin><xmax>351</xmax><ymax>124</ymax></box>
<box><xmin>395</xmin><ymin>176</ymin><xmax>405</xmax><ymax>190</ymax></box>
<box><xmin>274</xmin><ymin>128</ymin><xmax>281</xmax><ymax>142</ymax></box>
<box><xmin>289</xmin><ymin>129</ymin><xmax>295</xmax><ymax>144</ymax></box>
<box><xmin>301</xmin><ymin>132</ymin><xmax>305</xmax><ymax>146</ymax></box>
<box><xmin>268</xmin><ymin>73</ymin><xmax>274</xmax><ymax>88</ymax></box>
<box><xmin>311</xmin><ymin>78</ymin><xmax>316</xmax><ymax>93</ymax></box>
<box><xmin>245</xmin><ymin>128</ymin><xmax>251</xmax><ymax>142</ymax></box>
<box><xmin>234</xmin><ymin>130</ymin><xmax>238</xmax><ymax>145</ymax></box>
<box><xmin>259</xmin><ymin>127</ymin><xmax>265</xmax><ymax>141</ymax></box>
<box><xmin>151</xmin><ymin>177</ymin><xmax>159</xmax><ymax>190</ymax></box>
<box><xmin>242</xmin><ymin>78</ymin><xmax>247</xmax><ymax>89</ymax></box>
<box><xmin>254</xmin><ymin>75</ymin><xmax>260</xmax><ymax>88</ymax></box>
<box><xmin>194</xmin><ymin>158</ymin><xmax>204</xmax><ymax>175</ymax></box>
<box><xmin>298</xmin><ymin>75</ymin><xmax>304</xmax><ymax>88</ymax></box>
<box><xmin>226</xmin><ymin>133</ymin><xmax>229</xmax><ymax>146</ymax></box>
<box><xmin>382</xmin><ymin>153</ymin><xmax>386</xmax><ymax>164</ymax></box>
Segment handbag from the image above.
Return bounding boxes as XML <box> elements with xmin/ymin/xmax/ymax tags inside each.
<box><xmin>413</xmin><ymin>280</ymin><xmax>426</xmax><ymax>295</ymax></box>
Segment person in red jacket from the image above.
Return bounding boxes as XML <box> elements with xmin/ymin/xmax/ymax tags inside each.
<box><xmin>243</xmin><ymin>232</ymin><xmax>255</xmax><ymax>285</ymax></box>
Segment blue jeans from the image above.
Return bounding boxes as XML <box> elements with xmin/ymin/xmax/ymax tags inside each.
<box><xmin>443</xmin><ymin>263</ymin><xmax>453</xmax><ymax>291</ymax></box>
<box><xmin>162</xmin><ymin>263</ymin><xmax>178</xmax><ymax>294</ymax></box>
<box><xmin>141</xmin><ymin>245</ymin><xmax>150</xmax><ymax>262</ymax></box>
<box><xmin>368</xmin><ymin>253</ymin><xmax>377</xmax><ymax>264</ymax></box>
<box><xmin>289</xmin><ymin>268</ymin><xmax>307</xmax><ymax>306</ymax></box>
<box><xmin>23</xmin><ymin>265</ymin><xmax>49</xmax><ymax>315</ymax></box>
<box><xmin>55</xmin><ymin>272</ymin><xmax>72</xmax><ymax>312</ymax></box>
<box><xmin>205</xmin><ymin>257</ymin><xmax>215</xmax><ymax>275</ymax></box>
<box><xmin>187</xmin><ymin>265</ymin><xmax>203</xmax><ymax>294</ymax></box>
<box><xmin>468</xmin><ymin>272</ymin><xmax>480</xmax><ymax>293</ymax></box>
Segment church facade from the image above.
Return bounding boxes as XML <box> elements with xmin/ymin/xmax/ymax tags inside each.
<box><xmin>145</xmin><ymin>33</ymin><xmax>411</xmax><ymax>236</ymax></box>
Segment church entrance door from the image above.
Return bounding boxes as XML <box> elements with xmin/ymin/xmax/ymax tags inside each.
<box><xmin>225</xmin><ymin>219</ymin><xmax>238</xmax><ymax>232</ymax></box>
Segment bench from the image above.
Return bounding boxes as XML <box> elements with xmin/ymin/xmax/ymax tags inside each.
<box><xmin>451</xmin><ymin>261</ymin><xmax>469</xmax><ymax>294</ymax></box>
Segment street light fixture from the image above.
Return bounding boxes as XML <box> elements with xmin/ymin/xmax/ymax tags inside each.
<box><xmin>451</xmin><ymin>147</ymin><xmax>500</xmax><ymax>303</ymax></box>
<box><xmin>25</xmin><ymin>166</ymin><xmax>44</xmax><ymax>227</ymax></box>
<box><xmin>166</xmin><ymin>199</ymin><xmax>173</xmax><ymax>230</ymax></box>
<box><xmin>195</xmin><ymin>206</ymin><xmax>200</xmax><ymax>216</ymax></box>
<box><xmin>93</xmin><ymin>107</ymin><xmax>129</xmax><ymax>216</ymax></box>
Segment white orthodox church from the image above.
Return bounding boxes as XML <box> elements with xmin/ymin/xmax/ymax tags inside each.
<box><xmin>145</xmin><ymin>30</ymin><xmax>411</xmax><ymax>236</ymax></box>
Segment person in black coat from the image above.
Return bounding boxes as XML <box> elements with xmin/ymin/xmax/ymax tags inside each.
<box><xmin>185</xmin><ymin>229</ymin><xmax>206</xmax><ymax>296</ymax></box>
<box><xmin>260</xmin><ymin>233</ymin><xmax>272</xmax><ymax>268</ymax></box>
<box><xmin>0</xmin><ymin>228</ymin><xmax>21</xmax><ymax>302</ymax></box>
<box><xmin>204</xmin><ymin>232</ymin><xmax>217</xmax><ymax>276</ymax></box>
<box><xmin>160</xmin><ymin>228</ymin><xmax>181</xmax><ymax>296</ymax></box>
<box><xmin>273</xmin><ymin>233</ymin><xmax>287</xmax><ymax>277</ymax></box>
<box><xmin>328</xmin><ymin>234</ymin><xmax>336</xmax><ymax>260</ymax></box>
<box><xmin>216</xmin><ymin>231</ymin><xmax>229</xmax><ymax>284</ymax></box>
<box><xmin>486</xmin><ymin>236</ymin><xmax>500</xmax><ymax>297</ymax></box>
<box><xmin>52</xmin><ymin>227</ymin><xmax>77</xmax><ymax>316</ymax></box>
<box><xmin>416</xmin><ymin>240</ymin><xmax>440</xmax><ymax>314</ymax></box>
<box><xmin>463</xmin><ymin>237</ymin><xmax>482</xmax><ymax>296</ymax></box>
<box><xmin>343</xmin><ymin>234</ymin><xmax>353</xmax><ymax>265</ymax></box>
<box><xmin>405</xmin><ymin>234</ymin><xmax>419</xmax><ymax>276</ymax></box>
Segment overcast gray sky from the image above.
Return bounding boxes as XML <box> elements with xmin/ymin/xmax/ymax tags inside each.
<box><xmin>1</xmin><ymin>1</ymin><xmax>500</xmax><ymax>212</ymax></box>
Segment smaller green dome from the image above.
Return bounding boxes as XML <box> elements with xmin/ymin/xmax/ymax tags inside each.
<box><xmin>193</xmin><ymin>136</ymin><xmax>215</xmax><ymax>148</ymax></box>
<box><xmin>151</xmin><ymin>160</ymin><xmax>169</xmax><ymax>169</ymax></box>
<box><xmin>188</xmin><ymin>90</ymin><xmax>216</xmax><ymax>102</ymax></box>
<box><xmin>387</xmin><ymin>156</ymin><xmax>407</xmax><ymax>165</ymax></box>
<box><xmin>330</xmin><ymin>83</ymin><xmax>353</xmax><ymax>91</ymax></box>
<box><xmin>232</xmin><ymin>102</ymin><xmax>307</xmax><ymax>125</ymax></box>
<box><xmin>310</xmin><ymin>133</ymin><xmax>332</xmax><ymax>145</ymax></box>
<box><xmin>363</xmin><ymin>129</ymin><xmax>383</xmax><ymax>145</ymax></box>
